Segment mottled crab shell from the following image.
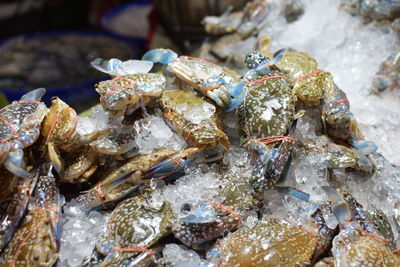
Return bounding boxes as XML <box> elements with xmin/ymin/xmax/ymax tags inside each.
<box><xmin>274</xmin><ymin>51</ymin><xmax>318</xmax><ymax>80</ymax></box>
<box><xmin>96</xmin><ymin>190</ymin><xmax>175</xmax><ymax>266</ymax></box>
<box><xmin>0</xmin><ymin>99</ymin><xmax>48</xmax><ymax>159</ymax></box>
<box><xmin>41</xmin><ymin>97</ymin><xmax>77</xmax><ymax>149</ymax></box>
<box><xmin>208</xmin><ymin>218</ymin><xmax>322</xmax><ymax>266</ymax></box>
<box><xmin>292</xmin><ymin>71</ymin><xmax>333</xmax><ymax>106</ymax></box>
<box><xmin>161</xmin><ymin>90</ymin><xmax>229</xmax><ymax>150</ymax></box>
<box><xmin>332</xmin><ymin>227</ymin><xmax>400</xmax><ymax>267</ymax></box>
<box><xmin>238</xmin><ymin>70</ymin><xmax>296</xmax><ymax>139</ymax></box>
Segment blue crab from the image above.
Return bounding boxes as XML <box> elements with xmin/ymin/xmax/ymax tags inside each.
<box><xmin>247</xmin><ymin>46</ymin><xmax>377</xmax><ymax>155</ymax></box>
<box><xmin>0</xmin><ymin>166</ymin><xmax>62</xmax><ymax>266</ymax></box>
<box><xmin>95</xmin><ymin>187</ymin><xmax>175</xmax><ymax>266</ymax></box>
<box><xmin>373</xmin><ymin>51</ymin><xmax>400</xmax><ymax>92</ymax></box>
<box><xmin>172</xmin><ymin>170</ymin><xmax>259</xmax><ymax>250</ymax></box>
<box><xmin>142</xmin><ymin>49</ymin><xmax>245</xmax><ymax>111</ymax></box>
<box><xmin>95</xmin><ymin>73</ymin><xmax>166</xmax><ymax>115</ymax></box>
<box><xmin>75</xmin><ymin>148</ymin><xmax>199</xmax><ymax>211</ymax></box>
<box><xmin>0</xmin><ymin>167</ymin><xmax>38</xmax><ymax>250</ymax></box>
<box><xmin>172</xmin><ymin>202</ymin><xmax>242</xmax><ymax>250</ymax></box>
<box><xmin>0</xmin><ymin>88</ymin><xmax>48</xmax><ymax>178</ymax></box>
<box><xmin>324</xmin><ymin>187</ymin><xmax>400</xmax><ymax>266</ymax></box>
<box><xmin>161</xmin><ymin>90</ymin><xmax>229</xmax><ymax>150</ymax></box>
<box><xmin>321</xmin><ymin>83</ymin><xmax>377</xmax><ymax>155</ymax></box>
<box><xmin>342</xmin><ymin>0</ymin><xmax>400</xmax><ymax>21</ymax></box>
<box><xmin>238</xmin><ymin>60</ymin><xmax>307</xmax><ymax>198</ymax></box>
<box><xmin>206</xmin><ymin>209</ymin><xmax>335</xmax><ymax>266</ymax></box>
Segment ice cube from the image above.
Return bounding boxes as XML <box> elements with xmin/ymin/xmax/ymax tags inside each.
<box><xmin>162</xmin><ymin>243</ymin><xmax>202</xmax><ymax>267</ymax></box>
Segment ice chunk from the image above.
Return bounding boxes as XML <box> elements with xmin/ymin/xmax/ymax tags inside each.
<box><xmin>175</xmin><ymin>101</ymin><xmax>216</xmax><ymax>124</ymax></box>
<box><xmin>59</xmin><ymin>210</ymin><xmax>109</xmax><ymax>267</ymax></box>
<box><xmin>77</xmin><ymin>105</ymin><xmax>109</xmax><ymax>135</ymax></box>
<box><xmin>151</xmin><ymin>166</ymin><xmax>223</xmax><ymax>219</ymax></box>
<box><xmin>134</xmin><ymin>114</ymin><xmax>187</xmax><ymax>154</ymax></box>
<box><xmin>162</xmin><ymin>243</ymin><xmax>202</xmax><ymax>267</ymax></box>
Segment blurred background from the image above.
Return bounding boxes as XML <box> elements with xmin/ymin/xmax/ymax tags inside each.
<box><xmin>0</xmin><ymin>0</ymin><xmax>247</xmax><ymax>111</ymax></box>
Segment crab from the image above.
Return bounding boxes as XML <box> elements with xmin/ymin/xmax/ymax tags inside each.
<box><xmin>142</xmin><ymin>49</ymin><xmax>245</xmax><ymax>111</ymax></box>
<box><xmin>238</xmin><ymin>60</ymin><xmax>308</xmax><ymax>198</ymax></box>
<box><xmin>301</xmin><ymin>135</ymin><xmax>374</xmax><ymax>173</ymax></box>
<box><xmin>202</xmin><ymin>6</ymin><xmax>243</xmax><ymax>35</ymax></box>
<box><xmin>0</xmin><ymin>166</ymin><xmax>62</xmax><ymax>267</ymax></box>
<box><xmin>160</xmin><ymin>90</ymin><xmax>229</xmax><ymax>150</ymax></box>
<box><xmin>373</xmin><ymin>51</ymin><xmax>400</xmax><ymax>92</ymax></box>
<box><xmin>206</xmin><ymin>209</ymin><xmax>335</xmax><ymax>266</ymax></box>
<box><xmin>75</xmin><ymin>148</ymin><xmax>199</xmax><ymax>211</ymax></box>
<box><xmin>321</xmin><ymin>83</ymin><xmax>377</xmax><ymax>155</ymax></box>
<box><xmin>95</xmin><ymin>187</ymin><xmax>175</xmax><ymax>266</ymax></box>
<box><xmin>88</xmin><ymin>125</ymin><xmax>138</xmax><ymax>160</ymax></box>
<box><xmin>245</xmin><ymin>44</ymin><xmax>378</xmax><ymax>155</ymax></box>
<box><xmin>0</xmin><ymin>88</ymin><xmax>48</xmax><ymax>178</ymax></box>
<box><xmin>324</xmin><ymin>187</ymin><xmax>400</xmax><ymax>266</ymax></box>
<box><xmin>201</xmin><ymin>1</ymin><xmax>270</xmax><ymax>67</ymax></box>
<box><xmin>94</xmin><ymin>73</ymin><xmax>166</xmax><ymax>115</ymax></box>
<box><xmin>172</xmin><ymin>168</ymin><xmax>260</xmax><ymax>250</ymax></box>
<box><xmin>0</xmin><ymin>167</ymin><xmax>38</xmax><ymax>250</ymax></box>
<box><xmin>60</xmin><ymin>145</ymin><xmax>99</xmax><ymax>183</ymax></box>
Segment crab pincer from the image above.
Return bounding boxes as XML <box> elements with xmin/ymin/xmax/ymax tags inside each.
<box><xmin>74</xmin><ymin>148</ymin><xmax>200</xmax><ymax>211</ymax></box>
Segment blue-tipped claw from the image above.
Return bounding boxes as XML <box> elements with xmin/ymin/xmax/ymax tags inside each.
<box><xmin>322</xmin><ymin>186</ymin><xmax>352</xmax><ymax>224</ymax></box>
<box><xmin>225</xmin><ymin>83</ymin><xmax>247</xmax><ymax>111</ymax></box>
<box><xmin>351</xmin><ymin>139</ymin><xmax>378</xmax><ymax>155</ymax></box>
<box><xmin>142</xmin><ymin>49</ymin><xmax>178</xmax><ymax>65</ymax></box>
<box><xmin>142</xmin><ymin>148</ymin><xmax>199</xmax><ymax>180</ymax></box>
<box><xmin>271</xmin><ymin>48</ymin><xmax>287</xmax><ymax>64</ymax></box>
<box><xmin>20</xmin><ymin>88</ymin><xmax>46</xmax><ymax>101</ymax></box>
<box><xmin>275</xmin><ymin>185</ymin><xmax>310</xmax><ymax>201</ymax></box>
<box><xmin>3</xmin><ymin>150</ymin><xmax>33</xmax><ymax>179</ymax></box>
<box><xmin>180</xmin><ymin>203</ymin><xmax>218</xmax><ymax>223</ymax></box>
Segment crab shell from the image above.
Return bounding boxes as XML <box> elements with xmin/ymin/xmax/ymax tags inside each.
<box><xmin>95</xmin><ymin>73</ymin><xmax>166</xmax><ymax>112</ymax></box>
<box><xmin>238</xmin><ymin>70</ymin><xmax>296</xmax><ymax>139</ymax></box>
<box><xmin>332</xmin><ymin>226</ymin><xmax>400</xmax><ymax>266</ymax></box>
<box><xmin>96</xmin><ymin>189</ymin><xmax>175</xmax><ymax>266</ymax></box>
<box><xmin>61</xmin><ymin>145</ymin><xmax>99</xmax><ymax>183</ymax></box>
<box><xmin>161</xmin><ymin>90</ymin><xmax>229</xmax><ymax>150</ymax></box>
<box><xmin>0</xmin><ymin>167</ymin><xmax>37</xmax><ymax>250</ymax></box>
<box><xmin>167</xmin><ymin>58</ymin><xmax>240</xmax><ymax>95</ymax></box>
<box><xmin>41</xmin><ymin>97</ymin><xmax>78</xmax><ymax>151</ymax></box>
<box><xmin>208</xmin><ymin>218</ymin><xmax>325</xmax><ymax>266</ymax></box>
<box><xmin>0</xmin><ymin>94</ymin><xmax>48</xmax><ymax>164</ymax></box>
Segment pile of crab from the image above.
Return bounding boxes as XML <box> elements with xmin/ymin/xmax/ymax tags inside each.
<box><xmin>1</xmin><ymin>41</ymin><xmax>400</xmax><ymax>267</ymax></box>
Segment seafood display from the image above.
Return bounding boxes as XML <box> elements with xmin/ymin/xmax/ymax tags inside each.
<box><xmin>0</xmin><ymin>0</ymin><xmax>399</xmax><ymax>267</ymax></box>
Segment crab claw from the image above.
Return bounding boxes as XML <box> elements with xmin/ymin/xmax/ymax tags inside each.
<box><xmin>322</xmin><ymin>186</ymin><xmax>352</xmax><ymax>224</ymax></box>
<box><xmin>20</xmin><ymin>87</ymin><xmax>46</xmax><ymax>101</ymax></box>
<box><xmin>270</xmin><ymin>48</ymin><xmax>287</xmax><ymax>64</ymax></box>
<box><xmin>226</xmin><ymin>83</ymin><xmax>247</xmax><ymax>111</ymax></box>
<box><xmin>3</xmin><ymin>150</ymin><xmax>33</xmax><ymax>178</ymax></box>
<box><xmin>350</xmin><ymin>139</ymin><xmax>378</xmax><ymax>155</ymax></box>
<box><xmin>91</xmin><ymin>58</ymin><xmax>154</xmax><ymax>76</ymax></box>
<box><xmin>141</xmin><ymin>147</ymin><xmax>200</xmax><ymax>181</ymax></box>
<box><xmin>274</xmin><ymin>185</ymin><xmax>310</xmax><ymax>202</ymax></box>
<box><xmin>206</xmin><ymin>82</ymin><xmax>247</xmax><ymax>111</ymax></box>
<box><xmin>142</xmin><ymin>48</ymin><xmax>178</xmax><ymax>65</ymax></box>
